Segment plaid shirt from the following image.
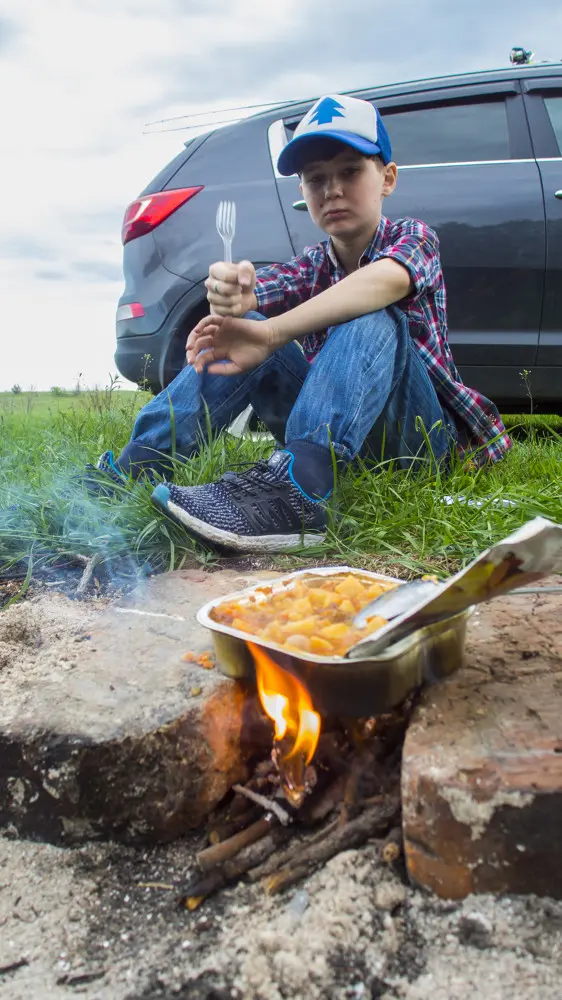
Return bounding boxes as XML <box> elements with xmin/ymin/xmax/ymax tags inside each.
<box><xmin>255</xmin><ymin>216</ymin><xmax>511</xmax><ymax>464</ymax></box>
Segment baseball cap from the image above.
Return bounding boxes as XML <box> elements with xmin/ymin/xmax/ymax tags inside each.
<box><xmin>277</xmin><ymin>94</ymin><xmax>393</xmax><ymax>177</ymax></box>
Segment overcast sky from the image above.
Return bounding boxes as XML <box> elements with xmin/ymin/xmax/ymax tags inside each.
<box><xmin>0</xmin><ymin>0</ymin><xmax>559</xmax><ymax>390</ymax></box>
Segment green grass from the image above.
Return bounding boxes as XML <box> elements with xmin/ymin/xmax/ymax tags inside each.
<box><xmin>0</xmin><ymin>388</ymin><xmax>561</xmax><ymax>594</ymax></box>
<box><xmin>0</xmin><ymin>389</ymin><xmax>146</xmax><ymax>419</ymax></box>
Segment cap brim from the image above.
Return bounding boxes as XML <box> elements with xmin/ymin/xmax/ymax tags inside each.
<box><xmin>277</xmin><ymin>130</ymin><xmax>383</xmax><ymax>176</ymax></box>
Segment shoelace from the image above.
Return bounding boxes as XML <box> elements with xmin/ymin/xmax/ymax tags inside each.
<box><xmin>220</xmin><ymin>461</ymin><xmax>282</xmax><ymax>496</ymax></box>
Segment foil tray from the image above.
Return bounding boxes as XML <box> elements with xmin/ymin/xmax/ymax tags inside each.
<box><xmin>196</xmin><ymin>566</ymin><xmax>471</xmax><ymax>718</ymax></box>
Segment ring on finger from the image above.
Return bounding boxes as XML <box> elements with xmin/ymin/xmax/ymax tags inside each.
<box><xmin>213</xmin><ymin>280</ymin><xmax>219</xmax><ymax>293</ymax></box>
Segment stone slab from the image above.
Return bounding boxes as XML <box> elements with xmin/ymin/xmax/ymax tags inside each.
<box><xmin>0</xmin><ymin>568</ymin><xmax>280</xmax><ymax>844</ymax></box>
<box><xmin>402</xmin><ymin>577</ymin><xmax>562</xmax><ymax>899</ymax></box>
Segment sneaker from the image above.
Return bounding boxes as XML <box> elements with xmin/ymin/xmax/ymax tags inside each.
<box><xmin>82</xmin><ymin>450</ymin><xmax>129</xmax><ymax>496</ymax></box>
<box><xmin>150</xmin><ymin>451</ymin><xmax>329</xmax><ymax>552</ymax></box>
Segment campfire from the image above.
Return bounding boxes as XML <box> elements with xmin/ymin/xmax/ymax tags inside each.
<box><xmin>179</xmin><ymin>565</ymin><xmax>467</xmax><ymax>910</ymax></box>
<box><xmin>179</xmin><ymin>638</ymin><xmax>408</xmax><ymax>911</ymax></box>
<box><xmin>251</xmin><ymin>641</ymin><xmax>321</xmax><ymax>808</ymax></box>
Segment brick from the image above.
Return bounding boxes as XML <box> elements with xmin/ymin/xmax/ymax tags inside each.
<box><xmin>0</xmin><ymin>569</ymin><xmax>278</xmax><ymax>845</ymax></box>
<box><xmin>402</xmin><ymin>577</ymin><xmax>562</xmax><ymax>899</ymax></box>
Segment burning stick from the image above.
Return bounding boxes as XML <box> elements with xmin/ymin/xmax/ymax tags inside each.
<box><xmin>248</xmin><ymin>642</ymin><xmax>321</xmax><ymax>807</ymax></box>
<box><xmin>231</xmin><ymin>784</ymin><xmax>292</xmax><ymax>826</ymax></box>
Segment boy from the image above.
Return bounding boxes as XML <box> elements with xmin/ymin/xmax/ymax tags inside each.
<box><xmin>98</xmin><ymin>94</ymin><xmax>511</xmax><ymax>551</ymax></box>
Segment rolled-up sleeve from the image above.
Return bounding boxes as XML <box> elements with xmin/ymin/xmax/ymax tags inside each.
<box><xmin>255</xmin><ymin>254</ymin><xmax>317</xmax><ymax>315</ymax></box>
<box><xmin>376</xmin><ymin>220</ymin><xmax>442</xmax><ymax>301</ymax></box>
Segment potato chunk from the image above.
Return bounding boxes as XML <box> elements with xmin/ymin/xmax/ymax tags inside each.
<box><xmin>210</xmin><ymin>572</ymin><xmax>395</xmax><ymax>657</ymax></box>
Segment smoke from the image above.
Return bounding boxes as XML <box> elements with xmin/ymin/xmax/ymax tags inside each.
<box><xmin>0</xmin><ymin>471</ymin><xmax>153</xmax><ymax>598</ymax></box>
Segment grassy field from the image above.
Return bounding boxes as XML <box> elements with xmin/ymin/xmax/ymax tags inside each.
<box><xmin>1</xmin><ymin>388</ymin><xmax>561</xmax><ymax>596</ymax></box>
<box><xmin>0</xmin><ymin>388</ymin><xmax>148</xmax><ymax>419</ymax></box>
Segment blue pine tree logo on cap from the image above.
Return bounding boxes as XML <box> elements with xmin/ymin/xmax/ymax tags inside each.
<box><xmin>309</xmin><ymin>97</ymin><xmax>345</xmax><ymax>126</ymax></box>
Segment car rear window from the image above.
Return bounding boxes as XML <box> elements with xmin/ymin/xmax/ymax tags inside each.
<box><xmin>544</xmin><ymin>95</ymin><xmax>562</xmax><ymax>153</ymax></box>
<box><xmin>379</xmin><ymin>100</ymin><xmax>511</xmax><ymax>166</ymax></box>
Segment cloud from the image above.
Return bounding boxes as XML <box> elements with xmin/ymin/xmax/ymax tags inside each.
<box><xmin>0</xmin><ymin>16</ymin><xmax>20</xmax><ymax>52</ymax></box>
<box><xmin>2</xmin><ymin>0</ymin><xmax>561</xmax><ymax>389</ymax></box>
<box><xmin>35</xmin><ymin>269</ymin><xmax>67</xmax><ymax>281</ymax></box>
<box><xmin>0</xmin><ymin>237</ymin><xmax>57</xmax><ymax>261</ymax></box>
<box><xmin>62</xmin><ymin>207</ymin><xmax>125</xmax><ymax>237</ymax></box>
<box><xmin>150</xmin><ymin>0</ymin><xmax>562</xmax><ymax>114</ymax></box>
<box><xmin>72</xmin><ymin>260</ymin><xmax>124</xmax><ymax>282</ymax></box>
<box><xmin>136</xmin><ymin>0</ymin><xmax>305</xmax><ymax>115</ymax></box>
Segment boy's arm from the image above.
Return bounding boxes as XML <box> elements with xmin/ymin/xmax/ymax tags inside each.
<box><xmin>206</xmin><ymin>254</ymin><xmax>316</xmax><ymax>317</ymax></box>
<box><xmin>267</xmin><ymin>258</ymin><xmax>411</xmax><ymax>348</ymax></box>
<box><xmin>190</xmin><ymin>222</ymin><xmax>443</xmax><ymax>373</ymax></box>
<box><xmin>268</xmin><ymin>221</ymin><xmax>441</xmax><ymax>349</ymax></box>
<box><xmin>253</xmin><ymin>256</ymin><xmax>318</xmax><ymax>315</ymax></box>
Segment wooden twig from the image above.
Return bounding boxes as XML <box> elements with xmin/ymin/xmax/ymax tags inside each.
<box><xmin>0</xmin><ymin>958</ymin><xmax>29</xmax><ymax>976</ymax></box>
<box><xmin>305</xmin><ymin>817</ymin><xmax>340</xmax><ymax>846</ymax></box>
<box><xmin>56</xmin><ymin>970</ymin><xmax>106</xmax><ymax>988</ymax></box>
<box><xmin>75</xmin><ymin>553</ymin><xmax>103</xmax><ymax>595</ymax></box>
<box><xmin>381</xmin><ymin>825</ymin><xmax>403</xmax><ymax>864</ymax></box>
<box><xmin>264</xmin><ymin>797</ymin><xmax>400</xmax><ymax>896</ymax></box>
<box><xmin>358</xmin><ymin>794</ymin><xmax>384</xmax><ymax>809</ymax></box>
<box><xmin>248</xmin><ymin>841</ymin><xmax>310</xmax><ymax>883</ymax></box>
<box><xmin>247</xmin><ymin>817</ymin><xmax>343</xmax><ymax>884</ymax></box>
<box><xmin>232</xmin><ymin>784</ymin><xmax>292</xmax><ymax>826</ymax></box>
<box><xmin>314</xmin><ymin>731</ymin><xmax>352</xmax><ymax>776</ymax></box>
<box><xmin>207</xmin><ymin>804</ymin><xmax>262</xmax><ymax>844</ymax></box>
<box><xmin>248</xmin><ymin>819</ymin><xmax>341</xmax><ymax>884</ymax></box>
<box><xmin>179</xmin><ymin>869</ymin><xmax>226</xmax><ymax>910</ymax></box>
<box><xmin>137</xmin><ymin>881</ymin><xmax>175</xmax><ymax>890</ymax></box>
<box><xmin>178</xmin><ymin>823</ymin><xmax>291</xmax><ymax>910</ymax></box>
<box><xmin>339</xmin><ymin>743</ymin><xmax>377</xmax><ymax>826</ymax></box>
<box><xmin>303</xmin><ymin>776</ymin><xmax>346</xmax><ymax>824</ymax></box>
<box><xmin>265</xmin><ymin>864</ymin><xmax>311</xmax><ymax>896</ymax></box>
<box><xmin>229</xmin><ymin>790</ymin><xmax>265</xmax><ymax>817</ymax></box>
<box><xmin>197</xmin><ymin>817</ymin><xmax>272</xmax><ymax>872</ymax></box>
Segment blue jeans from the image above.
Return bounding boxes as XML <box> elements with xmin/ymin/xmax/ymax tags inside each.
<box><xmin>123</xmin><ymin>308</ymin><xmax>456</xmax><ymax>472</ymax></box>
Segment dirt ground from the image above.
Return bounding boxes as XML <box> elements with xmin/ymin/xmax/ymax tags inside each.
<box><xmin>1</xmin><ymin>585</ymin><xmax>562</xmax><ymax>1000</ymax></box>
<box><xmin>2</xmin><ymin>830</ymin><xmax>562</xmax><ymax>1000</ymax></box>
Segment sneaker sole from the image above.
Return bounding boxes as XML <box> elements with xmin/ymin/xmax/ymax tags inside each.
<box><xmin>151</xmin><ymin>484</ymin><xmax>325</xmax><ymax>553</ymax></box>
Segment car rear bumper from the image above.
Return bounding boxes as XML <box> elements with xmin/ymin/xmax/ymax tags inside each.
<box><xmin>114</xmin><ymin>332</ymin><xmax>167</xmax><ymax>388</ymax></box>
<box><xmin>115</xmin><ymin>279</ymin><xmax>209</xmax><ymax>389</ymax></box>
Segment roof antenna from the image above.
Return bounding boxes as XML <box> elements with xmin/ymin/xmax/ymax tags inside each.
<box><xmin>510</xmin><ymin>47</ymin><xmax>534</xmax><ymax>65</ymax></box>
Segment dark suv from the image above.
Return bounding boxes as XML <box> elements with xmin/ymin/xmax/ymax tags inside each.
<box><xmin>115</xmin><ymin>62</ymin><xmax>562</xmax><ymax>410</ymax></box>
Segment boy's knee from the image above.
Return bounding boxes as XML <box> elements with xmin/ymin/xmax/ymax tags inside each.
<box><xmin>329</xmin><ymin>306</ymin><xmax>406</xmax><ymax>341</ymax></box>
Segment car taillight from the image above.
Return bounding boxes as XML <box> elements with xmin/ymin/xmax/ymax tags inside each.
<box><xmin>116</xmin><ymin>303</ymin><xmax>145</xmax><ymax>321</ymax></box>
<box><xmin>121</xmin><ymin>186</ymin><xmax>204</xmax><ymax>245</ymax></box>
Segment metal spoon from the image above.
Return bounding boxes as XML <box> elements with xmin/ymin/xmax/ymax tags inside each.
<box><xmin>354</xmin><ymin>578</ymin><xmax>442</xmax><ymax>628</ymax></box>
<box><xmin>355</xmin><ymin>578</ymin><xmax>562</xmax><ymax>632</ymax></box>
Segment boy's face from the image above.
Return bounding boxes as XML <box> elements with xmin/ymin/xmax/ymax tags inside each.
<box><xmin>300</xmin><ymin>147</ymin><xmax>397</xmax><ymax>242</ymax></box>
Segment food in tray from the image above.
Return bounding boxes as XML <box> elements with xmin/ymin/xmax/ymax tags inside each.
<box><xmin>209</xmin><ymin>572</ymin><xmax>398</xmax><ymax>657</ymax></box>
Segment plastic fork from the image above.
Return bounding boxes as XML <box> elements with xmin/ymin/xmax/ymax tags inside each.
<box><xmin>216</xmin><ymin>200</ymin><xmax>236</xmax><ymax>263</ymax></box>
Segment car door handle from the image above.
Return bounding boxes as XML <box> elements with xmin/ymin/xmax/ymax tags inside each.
<box><xmin>555</xmin><ymin>190</ymin><xmax>562</xmax><ymax>200</ymax></box>
<box><xmin>292</xmin><ymin>199</ymin><xmax>308</xmax><ymax>212</ymax></box>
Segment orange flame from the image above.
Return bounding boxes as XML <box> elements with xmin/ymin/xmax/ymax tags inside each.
<box><xmin>248</xmin><ymin>642</ymin><xmax>321</xmax><ymax>765</ymax></box>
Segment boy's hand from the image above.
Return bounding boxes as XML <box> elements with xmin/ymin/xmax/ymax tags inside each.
<box><xmin>205</xmin><ymin>260</ymin><xmax>257</xmax><ymax>316</ymax></box>
<box><xmin>186</xmin><ymin>314</ymin><xmax>274</xmax><ymax>375</ymax></box>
